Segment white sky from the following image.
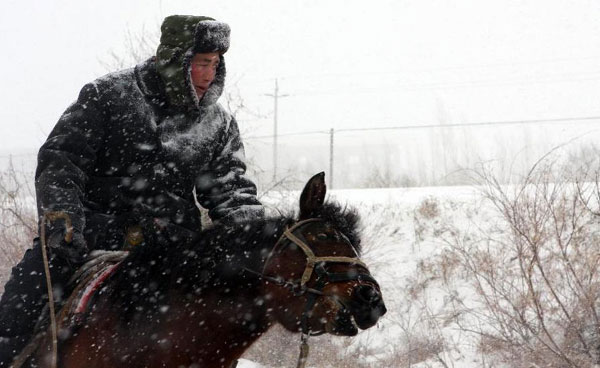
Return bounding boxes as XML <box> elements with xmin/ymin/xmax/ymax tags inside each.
<box><xmin>1</xmin><ymin>0</ymin><xmax>600</xmax><ymax>154</ymax></box>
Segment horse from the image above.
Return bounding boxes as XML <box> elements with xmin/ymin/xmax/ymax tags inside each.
<box><xmin>23</xmin><ymin>172</ymin><xmax>386</xmax><ymax>368</ymax></box>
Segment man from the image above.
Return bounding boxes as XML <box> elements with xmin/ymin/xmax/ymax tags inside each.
<box><xmin>0</xmin><ymin>15</ymin><xmax>263</xmax><ymax>366</ymax></box>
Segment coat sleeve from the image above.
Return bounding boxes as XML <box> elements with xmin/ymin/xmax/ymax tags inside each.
<box><xmin>195</xmin><ymin>116</ymin><xmax>264</xmax><ymax>225</ymax></box>
<box><xmin>35</xmin><ymin>82</ymin><xmax>104</xmax><ymax>233</ymax></box>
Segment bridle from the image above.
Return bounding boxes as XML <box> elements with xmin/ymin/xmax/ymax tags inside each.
<box><xmin>243</xmin><ymin>218</ymin><xmax>379</xmax><ymax>368</ymax></box>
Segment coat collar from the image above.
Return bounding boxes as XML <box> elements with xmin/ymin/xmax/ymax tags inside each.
<box><xmin>135</xmin><ymin>57</ymin><xmax>170</xmax><ymax>109</ymax></box>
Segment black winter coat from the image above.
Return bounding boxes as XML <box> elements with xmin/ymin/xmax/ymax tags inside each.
<box><xmin>35</xmin><ymin>58</ymin><xmax>263</xmax><ymax>250</ymax></box>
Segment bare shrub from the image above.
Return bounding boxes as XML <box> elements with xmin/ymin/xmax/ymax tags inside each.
<box><xmin>386</xmin><ymin>291</ymin><xmax>451</xmax><ymax>367</ymax></box>
<box><xmin>240</xmin><ymin>325</ymin><xmax>298</xmax><ymax>367</ymax></box>
<box><xmin>241</xmin><ymin>324</ymin><xmax>379</xmax><ymax>368</ymax></box>
<box><xmin>0</xmin><ymin>162</ymin><xmax>37</xmax><ymax>294</ymax></box>
<box><xmin>413</xmin><ymin>197</ymin><xmax>443</xmax><ymax>248</ymax></box>
<box><xmin>418</xmin><ymin>197</ymin><xmax>441</xmax><ymax>220</ymax></box>
<box><xmin>362</xmin><ymin>163</ymin><xmax>418</xmax><ymax>188</ymax></box>
<box><xmin>437</xmin><ymin>156</ymin><xmax>600</xmax><ymax>367</ymax></box>
<box><xmin>99</xmin><ymin>25</ymin><xmax>159</xmax><ymax>71</ymax></box>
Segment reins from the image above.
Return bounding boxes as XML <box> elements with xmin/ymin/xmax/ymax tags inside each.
<box><xmin>28</xmin><ymin>211</ymin><xmax>73</xmax><ymax>368</ymax></box>
<box><xmin>244</xmin><ymin>217</ymin><xmax>378</xmax><ymax>368</ymax></box>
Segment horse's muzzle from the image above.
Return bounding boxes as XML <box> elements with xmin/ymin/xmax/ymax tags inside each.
<box><xmin>349</xmin><ymin>284</ymin><xmax>387</xmax><ymax>330</ymax></box>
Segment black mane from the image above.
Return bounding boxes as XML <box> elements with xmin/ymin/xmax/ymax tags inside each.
<box><xmin>314</xmin><ymin>201</ymin><xmax>362</xmax><ymax>253</ymax></box>
<box><xmin>105</xmin><ymin>200</ymin><xmax>362</xmax><ymax>320</ymax></box>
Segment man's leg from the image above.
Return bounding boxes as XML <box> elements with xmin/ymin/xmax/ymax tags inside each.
<box><xmin>0</xmin><ymin>238</ymin><xmax>72</xmax><ymax>367</ymax></box>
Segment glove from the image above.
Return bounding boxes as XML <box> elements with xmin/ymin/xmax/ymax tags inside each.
<box><xmin>47</xmin><ymin>229</ymin><xmax>88</xmax><ymax>266</ymax></box>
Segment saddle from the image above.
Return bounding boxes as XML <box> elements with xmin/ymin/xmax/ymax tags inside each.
<box><xmin>60</xmin><ymin>250</ymin><xmax>129</xmax><ymax>322</ymax></box>
<box><xmin>11</xmin><ymin>250</ymin><xmax>129</xmax><ymax>368</ymax></box>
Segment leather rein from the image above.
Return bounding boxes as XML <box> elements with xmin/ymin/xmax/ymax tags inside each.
<box><xmin>243</xmin><ymin>218</ymin><xmax>379</xmax><ymax>368</ymax></box>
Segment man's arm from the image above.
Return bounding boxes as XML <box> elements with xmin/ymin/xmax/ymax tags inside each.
<box><xmin>195</xmin><ymin>116</ymin><xmax>264</xmax><ymax>225</ymax></box>
<box><xmin>35</xmin><ymin>83</ymin><xmax>104</xmax><ymax>237</ymax></box>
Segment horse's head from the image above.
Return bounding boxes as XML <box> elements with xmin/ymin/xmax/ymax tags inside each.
<box><xmin>262</xmin><ymin>172</ymin><xmax>386</xmax><ymax>337</ymax></box>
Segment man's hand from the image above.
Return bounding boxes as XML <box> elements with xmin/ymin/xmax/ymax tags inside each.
<box><xmin>47</xmin><ymin>230</ymin><xmax>88</xmax><ymax>265</ymax></box>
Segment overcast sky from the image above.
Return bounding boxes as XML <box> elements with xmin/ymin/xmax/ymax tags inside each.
<box><xmin>1</xmin><ymin>0</ymin><xmax>600</xmax><ymax>154</ymax></box>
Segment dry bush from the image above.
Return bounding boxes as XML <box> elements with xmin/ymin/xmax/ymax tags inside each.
<box><xmin>418</xmin><ymin>197</ymin><xmax>441</xmax><ymax>220</ymax></box>
<box><xmin>241</xmin><ymin>324</ymin><xmax>379</xmax><ymax>368</ymax></box>
<box><xmin>413</xmin><ymin>196</ymin><xmax>445</xmax><ymax>250</ymax></box>
<box><xmin>241</xmin><ymin>323</ymin><xmax>440</xmax><ymax>368</ymax></box>
<box><xmin>240</xmin><ymin>325</ymin><xmax>298</xmax><ymax>367</ymax></box>
<box><xmin>0</xmin><ymin>163</ymin><xmax>37</xmax><ymax>294</ymax></box>
<box><xmin>437</xmin><ymin>156</ymin><xmax>600</xmax><ymax>367</ymax></box>
<box><xmin>385</xmin><ymin>295</ymin><xmax>451</xmax><ymax>368</ymax></box>
<box><xmin>362</xmin><ymin>162</ymin><xmax>418</xmax><ymax>188</ymax></box>
<box><xmin>99</xmin><ymin>25</ymin><xmax>159</xmax><ymax>71</ymax></box>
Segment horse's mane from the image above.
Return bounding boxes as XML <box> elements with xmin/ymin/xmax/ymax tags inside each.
<box><xmin>104</xmin><ymin>200</ymin><xmax>362</xmax><ymax>321</ymax></box>
<box><xmin>315</xmin><ymin>201</ymin><xmax>362</xmax><ymax>253</ymax></box>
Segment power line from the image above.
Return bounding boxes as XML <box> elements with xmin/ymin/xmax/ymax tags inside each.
<box><xmin>243</xmin><ymin>115</ymin><xmax>600</xmax><ymax>140</ymax></box>
<box><xmin>336</xmin><ymin>116</ymin><xmax>600</xmax><ymax>133</ymax></box>
<box><xmin>245</xmin><ymin>130</ymin><xmax>329</xmax><ymax>140</ymax></box>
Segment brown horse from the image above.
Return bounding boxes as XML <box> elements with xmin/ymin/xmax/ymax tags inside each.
<box><xmin>25</xmin><ymin>172</ymin><xmax>386</xmax><ymax>368</ymax></box>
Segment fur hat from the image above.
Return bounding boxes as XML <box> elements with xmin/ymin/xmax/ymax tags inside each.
<box><xmin>193</xmin><ymin>20</ymin><xmax>230</xmax><ymax>54</ymax></box>
<box><xmin>159</xmin><ymin>15</ymin><xmax>230</xmax><ymax>54</ymax></box>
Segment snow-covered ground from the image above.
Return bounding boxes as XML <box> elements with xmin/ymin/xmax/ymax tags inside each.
<box><xmin>330</xmin><ymin>186</ymin><xmax>488</xmax><ymax>367</ymax></box>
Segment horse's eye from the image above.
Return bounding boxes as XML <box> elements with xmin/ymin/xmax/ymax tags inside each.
<box><xmin>317</xmin><ymin>233</ymin><xmax>328</xmax><ymax>240</ymax></box>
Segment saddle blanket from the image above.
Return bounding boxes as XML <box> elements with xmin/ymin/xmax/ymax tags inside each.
<box><xmin>62</xmin><ymin>250</ymin><xmax>129</xmax><ymax>324</ymax></box>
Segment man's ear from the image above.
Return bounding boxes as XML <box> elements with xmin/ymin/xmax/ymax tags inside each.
<box><xmin>299</xmin><ymin>172</ymin><xmax>326</xmax><ymax>219</ymax></box>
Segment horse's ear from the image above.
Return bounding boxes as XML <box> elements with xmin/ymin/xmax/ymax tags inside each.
<box><xmin>299</xmin><ymin>172</ymin><xmax>327</xmax><ymax>219</ymax></box>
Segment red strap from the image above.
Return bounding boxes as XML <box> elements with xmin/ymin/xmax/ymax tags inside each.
<box><xmin>75</xmin><ymin>262</ymin><xmax>121</xmax><ymax>314</ymax></box>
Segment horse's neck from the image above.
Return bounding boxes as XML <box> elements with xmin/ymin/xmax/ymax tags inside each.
<box><xmin>161</xmin><ymin>223</ymin><xmax>286</xmax><ymax>363</ymax></box>
<box><xmin>164</xmin><ymin>288</ymin><xmax>271</xmax><ymax>365</ymax></box>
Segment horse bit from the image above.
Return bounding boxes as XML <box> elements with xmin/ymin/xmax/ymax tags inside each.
<box><xmin>244</xmin><ymin>218</ymin><xmax>379</xmax><ymax>368</ymax></box>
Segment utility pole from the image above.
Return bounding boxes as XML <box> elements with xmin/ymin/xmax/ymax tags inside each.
<box><xmin>264</xmin><ymin>79</ymin><xmax>288</xmax><ymax>182</ymax></box>
<box><xmin>329</xmin><ymin>128</ymin><xmax>334</xmax><ymax>189</ymax></box>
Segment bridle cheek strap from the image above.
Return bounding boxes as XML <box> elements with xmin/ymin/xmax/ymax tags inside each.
<box><xmin>283</xmin><ymin>228</ymin><xmax>368</xmax><ymax>286</ymax></box>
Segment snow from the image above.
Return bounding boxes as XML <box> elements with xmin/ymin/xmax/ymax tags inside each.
<box><xmin>332</xmin><ymin>187</ymin><xmax>485</xmax><ymax>367</ymax></box>
<box><xmin>238</xmin><ymin>358</ymin><xmax>266</xmax><ymax>368</ymax></box>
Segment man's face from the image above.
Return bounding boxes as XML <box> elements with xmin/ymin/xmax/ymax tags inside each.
<box><xmin>190</xmin><ymin>52</ymin><xmax>220</xmax><ymax>98</ymax></box>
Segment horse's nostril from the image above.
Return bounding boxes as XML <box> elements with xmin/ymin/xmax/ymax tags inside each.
<box><xmin>350</xmin><ymin>285</ymin><xmax>386</xmax><ymax>329</ymax></box>
<box><xmin>355</xmin><ymin>285</ymin><xmax>381</xmax><ymax>306</ymax></box>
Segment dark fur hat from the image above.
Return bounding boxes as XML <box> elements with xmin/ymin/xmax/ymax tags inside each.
<box><xmin>193</xmin><ymin>20</ymin><xmax>230</xmax><ymax>54</ymax></box>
